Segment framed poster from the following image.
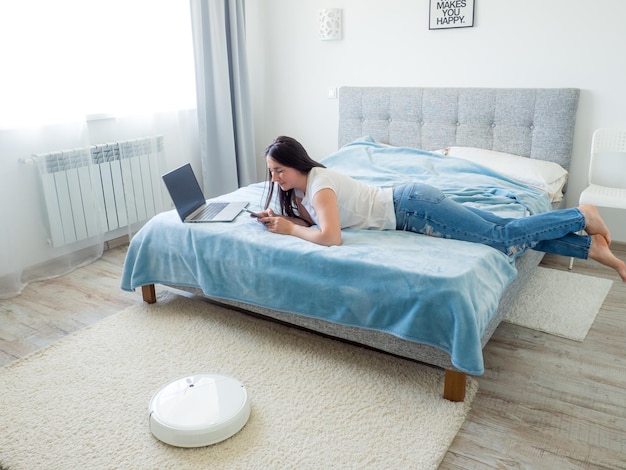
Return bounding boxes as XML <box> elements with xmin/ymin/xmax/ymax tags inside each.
<box><xmin>429</xmin><ymin>0</ymin><xmax>475</xmax><ymax>30</ymax></box>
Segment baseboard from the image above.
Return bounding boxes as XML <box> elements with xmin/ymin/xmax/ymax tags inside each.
<box><xmin>105</xmin><ymin>236</ymin><xmax>130</xmax><ymax>251</ymax></box>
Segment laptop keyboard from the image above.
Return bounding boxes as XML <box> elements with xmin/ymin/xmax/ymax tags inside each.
<box><xmin>195</xmin><ymin>202</ymin><xmax>228</xmax><ymax>220</ymax></box>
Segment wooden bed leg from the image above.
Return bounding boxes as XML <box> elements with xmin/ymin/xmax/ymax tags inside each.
<box><xmin>141</xmin><ymin>284</ymin><xmax>157</xmax><ymax>304</ymax></box>
<box><xmin>443</xmin><ymin>369</ymin><xmax>467</xmax><ymax>402</ymax></box>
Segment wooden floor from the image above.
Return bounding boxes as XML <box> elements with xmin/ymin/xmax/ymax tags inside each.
<box><xmin>1</xmin><ymin>243</ymin><xmax>625</xmax><ymax>469</ymax></box>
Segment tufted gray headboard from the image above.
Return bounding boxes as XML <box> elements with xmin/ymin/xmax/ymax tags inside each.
<box><xmin>338</xmin><ymin>87</ymin><xmax>580</xmax><ymax>171</ymax></box>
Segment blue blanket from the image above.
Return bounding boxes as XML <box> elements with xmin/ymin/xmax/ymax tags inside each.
<box><xmin>121</xmin><ymin>139</ymin><xmax>552</xmax><ymax>375</ymax></box>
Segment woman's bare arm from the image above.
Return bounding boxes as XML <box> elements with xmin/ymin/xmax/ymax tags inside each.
<box><xmin>260</xmin><ymin>188</ymin><xmax>342</xmax><ymax>246</ymax></box>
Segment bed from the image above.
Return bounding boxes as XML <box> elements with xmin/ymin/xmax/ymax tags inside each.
<box><xmin>121</xmin><ymin>87</ymin><xmax>580</xmax><ymax>401</ymax></box>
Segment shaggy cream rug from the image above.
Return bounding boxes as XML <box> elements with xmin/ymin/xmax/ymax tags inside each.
<box><xmin>505</xmin><ymin>267</ymin><xmax>613</xmax><ymax>341</ymax></box>
<box><xmin>0</xmin><ymin>292</ymin><xmax>478</xmax><ymax>470</ymax></box>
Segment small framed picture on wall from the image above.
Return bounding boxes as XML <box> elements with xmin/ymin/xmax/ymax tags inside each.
<box><xmin>429</xmin><ymin>0</ymin><xmax>475</xmax><ymax>30</ymax></box>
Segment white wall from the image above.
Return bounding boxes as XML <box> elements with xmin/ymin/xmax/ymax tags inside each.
<box><xmin>0</xmin><ymin>111</ymin><xmax>198</xmax><ymax>277</ymax></box>
<box><xmin>246</xmin><ymin>0</ymin><xmax>626</xmax><ymax>240</ymax></box>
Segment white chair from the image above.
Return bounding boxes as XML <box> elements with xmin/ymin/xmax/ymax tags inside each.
<box><xmin>569</xmin><ymin>128</ymin><xmax>626</xmax><ymax>269</ymax></box>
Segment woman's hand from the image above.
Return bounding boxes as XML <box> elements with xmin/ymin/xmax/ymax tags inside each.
<box><xmin>255</xmin><ymin>208</ymin><xmax>276</xmax><ymax>218</ymax></box>
<box><xmin>258</xmin><ymin>211</ymin><xmax>294</xmax><ymax>235</ymax></box>
<box><xmin>259</xmin><ymin>215</ymin><xmax>294</xmax><ymax>235</ymax></box>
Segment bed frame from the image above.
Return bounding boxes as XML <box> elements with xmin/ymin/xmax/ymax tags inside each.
<box><xmin>140</xmin><ymin>87</ymin><xmax>580</xmax><ymax>401</ymax></box>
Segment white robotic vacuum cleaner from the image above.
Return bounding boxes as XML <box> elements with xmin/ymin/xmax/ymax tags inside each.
<box><xmin>149</xmin><ymin>373</ymin><xmax>250</xmax><ymax>448</ymax></box>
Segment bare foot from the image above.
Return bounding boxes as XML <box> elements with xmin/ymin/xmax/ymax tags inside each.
<box><xmin>588</xmin><ymin>234</ymin><xmax>626</xmax><ymax>282</ymax></box>
<box><xmin>579</xmin><ymin>204</ymin><xmax>611</xmax><ymax>245</ymax></box>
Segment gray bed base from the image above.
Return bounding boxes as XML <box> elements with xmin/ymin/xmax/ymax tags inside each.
<box><xmin>144</xmin><ymin>87</ymin><xmax>580</xmax><ymax>401</ymax></box>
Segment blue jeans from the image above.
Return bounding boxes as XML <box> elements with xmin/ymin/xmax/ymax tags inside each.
<box><xmin>393</xmin><ymin>183</ymin><xmax>591</xmax><ymax>259</ymax></box>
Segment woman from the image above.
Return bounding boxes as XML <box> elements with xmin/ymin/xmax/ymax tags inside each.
<box><xmin>255</xmin><ymin>136</ymin><xmax>626</xmax><ymax>282</ymax></box>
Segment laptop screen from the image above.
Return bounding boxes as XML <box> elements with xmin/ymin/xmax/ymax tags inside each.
<box><xmin>162</xmin><ymin>163</ymin><xmax>206</xmax><ymax>221</ymax></box>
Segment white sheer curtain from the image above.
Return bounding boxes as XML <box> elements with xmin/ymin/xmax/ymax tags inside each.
<box><xmin>190</xmin><ymin>0</ymin><xmax>256</xmax><ymax>197</ymax></box>
<box><xmin>0</xmin><ymin>1</ymin><xmax>197</xmax><ymax>298</ymax></box>
<box><xmin>0</xmin><ymin>122</ymin><xmax>100</xmax><ymax>297</ymax></box>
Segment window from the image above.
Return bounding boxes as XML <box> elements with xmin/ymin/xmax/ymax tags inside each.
<box><xmin>0</xmin><ymin>0</ymin><xmax>196</xmax><ymax>128</ymax></box>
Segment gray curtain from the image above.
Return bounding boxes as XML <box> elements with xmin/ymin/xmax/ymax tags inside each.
<box><xmin>190</xmin><ymin>0</ymin><xmax>256</xmax><ymax>198</ymax></box>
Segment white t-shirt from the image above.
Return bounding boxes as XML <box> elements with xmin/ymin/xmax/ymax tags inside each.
<box><xmin>295</xmin><ymin>167</ymin><xmax>396</xmax><ymax>230</ymax></box>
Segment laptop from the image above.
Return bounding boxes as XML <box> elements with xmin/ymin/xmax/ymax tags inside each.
<box><xmin>162</xmin><ymin>163</ymin><xmax>248</xmax><ymax>222</ymax></box>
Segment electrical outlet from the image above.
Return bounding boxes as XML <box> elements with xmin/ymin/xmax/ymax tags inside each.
<box><xmin>327</xmin><ymin>88</ymin><xmax>338</xmax><ymax>99</ymax></box>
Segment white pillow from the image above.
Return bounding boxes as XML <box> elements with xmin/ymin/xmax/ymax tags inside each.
<box><xmin>436</xmin><ymin>146</ymin><xmax>569</xmax><ymax>202</ymax></box>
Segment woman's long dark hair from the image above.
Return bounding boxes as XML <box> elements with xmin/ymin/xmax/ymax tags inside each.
<box><xmin>264</xmin><ymin>136</ymin><xmax>325</xmax><ymax>218</ymax></box>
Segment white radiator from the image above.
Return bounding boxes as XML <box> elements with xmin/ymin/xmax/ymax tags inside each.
<box><xmin>34</xmin><ymin>136</ymin><xmax>165</xmax><ymax>247</ymax></box>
